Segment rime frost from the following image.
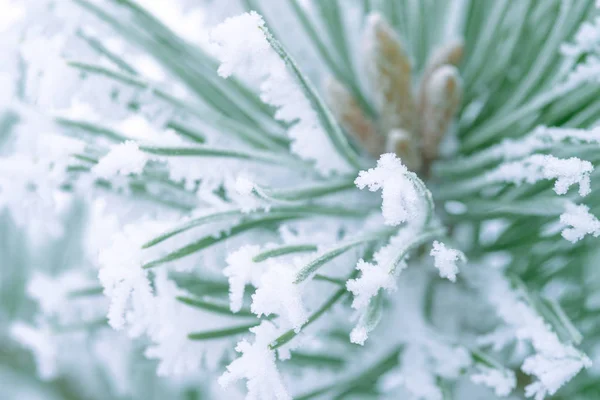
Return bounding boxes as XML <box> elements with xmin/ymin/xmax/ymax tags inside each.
<box><xmin>487</xmin><ymin>154</ymin><xmax>592</xmax><ymax>197</ymax></box>
<box><xmin>346</xmin><ymin>228</ymin><xmax>418</xmax><ymax>344</ymax></box>
<box><xmin>562</xmin><ymin>16</ymin><xmax>600</xmax><ymax>86</ymax></box>
<box><xmin>3</xmin><ymin>2</ymin><xmax>600</xmax><ymax>400</ymax></box>
<box><xmin>430</xmin><ymin>241</ymin><xmax>465</xmax><ymax>282</ymax></box>
<box><xmin>92</xmin><ymin>141</ymin><xmax>149</xmax><ymax>179</ymax></box>
<box><xmin>382</xmin><ymin>343</ymin><xmax>470</xmax><ymax>400</ymax></box>
<box><xmin>479</xmin><ymin>269</ymin><xmax>591</xmax><ymax>399</ymax></box>
<box><xmin>355</xmin><ymin>153</ymin><xmax>421</xmax><ymax>225</ymax></box>
<box><xmin>484</xmin><ymin>125</ymin><xmax>600</xmax><ymax>162</ymax></box>
<box><xmin>251</xmin><ymin>264</ymin><xmax>308</xmax><ymax>331</ymax></box>
<box><xmin>224</xmin><ymin>245</ymin><xmax>265</xmax><ymax>313</ymax></box>
<box><xmin>560</xmin><ymin>203</ymin><xmax>600</xmax><ymax>243</ymax></box>
<box><xmin>219</xmin><ymin>322</ymin><xmax>291</xmax><ymax>400</ymax></box>
<box><xmin>471</xmin><ymin>366</ymin><xmax>516</xmax><ymax>397</ymax></box>
<box><xmin>210</xmin><ymin>11</ymin><xmax>350</xmax><ymax>174</ymax></box>
<box><xmin>97</xmin><ymin>222</ymin><xmax>164</xmax><ymax>332</ymax></box>
<box><xmin>347</xmin><ymin>259</ymin><xmax>397</xmax><ymax>312</ymax></box>
<box><xmin>144</xmin><ymin>272</ymin><xmax>233</xmax><ymax>375</ymax></box>
<box><xmin>228</xmin><ymin>176</ymin><xmax>265</xmax><ymax>213</ymax></box>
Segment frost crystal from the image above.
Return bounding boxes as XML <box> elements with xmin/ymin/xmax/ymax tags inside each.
<box><xmin>346</xmin><ymin>228</ymin><xmax>417</xmax><ymax>344</ymax></box>
<box><xmin>562</xmin><ymin>16</ymin><xmax>600</xmax><ymax>86</ymax></box>
<box><xmin>488</xmin><ymin>154</ymin><xmax>593</xmax><ymax>197</ymax></box>
<box><xmin>227</xmin><ymin>176</ymin><xmax>265</xmax><ymax>213</ymax></box>
<box><xmin>97</xmin><ymin>222</ymin><xmax>164</xmax><ymax>333</ymax></box>
<box><xmin>471</xmin><ymin>366</ymin><xmax>516</xmax><ymax>397</ymax></box>
<box><xmin>523</xmin><ymin>350</ymin><xmax>592</xmax><ymax>400</ymax></box>
<box><xmin>484</xmin><ymin>125</ymin><xmax>600</xmax><ymax>162</ymax></box>
<box><xmin>391</xmin><ymin>345</ymin><xmax>444</xmax><ymax>400</ymax></box>
<box><xmin>251</xmin><ymin>264</ymin><xmax>308</xmax><ymax>331</ymax></box>
<box><xmin>210</xmin><ymin>11</ymin><xmax>350</xmax><ymax>174</ymax></box>
<box><xmin>355</xmin><ymin>153</ymin><xmax>421</xmax><ymax>226</ymax></box>
<box><xmin>562</xmin><ymin>17</ymin><xmax>600</xmax><ymax>60</ymax></box>
<box><xmin>219</xmin><ymin>322</ymin><xmax>291</xmax><ymax>400</ymax></box>
<box><xmin>224</xmin><ymin>245</ymin><xmax>265</xmax><ymax>313</ymax></box>
<box><xmin>479</xmin><ymin>269</ymin><xmax>591</xmax><ymax>399</ymax></box>
<box><xmin>559</xmin><ymin>203</ymin><xmax>600</xmax><ymax>243</ymax></box>
<box><xmin>347</xmin><ymin>259</ymin><xmax>396</xmax><ymax>312</ymax></box>
<box><xmin>144</xmin><ymin>272</ymin><xmax>232</xmax><ymax>375</ymax></box>
<box><xmin>92</xmin><ymin>141</ymin><xmax>149</xmax><ymax>179</ymax></box>
<box><xmin>430</xmin><ymin>241</ymin><xmax>465</xmax><ymax>282</ymax></box>
<box><xmin>4</xmin><ymin>2</ymin><xmax>600</xmax><ymax>400</ymax></box>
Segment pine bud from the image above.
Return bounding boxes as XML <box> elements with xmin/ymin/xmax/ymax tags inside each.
<box><xmin>419</xmin><ymin>40</ymin><xmax>464</xmax><ymax>114</ymax></box>
<box><xmin>363</xmin><ymin>13</ymin><xmax>417</xmax><ymax>135</ymax></box>
<box><xmin>324</xmin><ymin>76</ymin><xmax>384</xmax><ymax>157</ymax></box>
<box><xmin>421</xmin><ymin>65</ymin><xmax>462</xmax><ymax>163</ymax></box>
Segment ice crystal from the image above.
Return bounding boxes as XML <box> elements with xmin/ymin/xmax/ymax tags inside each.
<box><xmin>471</xmin><ymin>366</ymin><xmax>517</xmax><ymax>397</ymax></box>
<box><xmin>97</xmin><ymin>222</ymin><xmax>164</xmax><ymax>332</ymax></box>
<box><xmin>210</xmin><ymin>11</ymin><xmax>350</xmax><ymax>174</ymax></box>
<box><xmin>219</xmin><ymin>322</ymin><xmax>291</xmax><ymax>400</ymax></box>
<box><xmin>3</xmin><ymin>1</ymin><xmax>600</xmax><ymax>400</ymax></box>
<box><xmin>430</xmin><ymin>241</ymin><xmax>465</xmax><ymax>282</ymax></box>
<box><xmin>92</xmin><ymin>141</ymin><xmax>149</xmax><ymax>179</ymax></box>
<box><xmin>355</xmin><ymin>153</ymin><xmax>421</xmax><ymax>226</ymax></box>
<box><xmin>560</xmin><ymin>202</ymin><xmax>600</xmax><ymax>243</ymax></box>
<box><xmin>252</xmin><ymin>264</ymin><xmax>308</xmax><ymax>332</ymax></box>
<box><xmin>488</xmin><ymin>154</ymin><xmax>593</xmax><ymax>197</ymax></box>
<box><xmin>478</xmin><ymin>268</ymin><xmax>592</xmax><ymax>399</ymax></box>
<box><xmin>224</xmin><ymin>245</ymin><xmax>265</xmax><ymax>313</ymax></box>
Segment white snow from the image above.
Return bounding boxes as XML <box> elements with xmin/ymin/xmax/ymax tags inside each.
<box><xmin>430</xmin><ymin>241</ymin><xmax>465</xmax><ymax>282</ymax></box>
<box><xmin>355</xmin><ymin>153</ymin><xmax>421</xmax><ymax>226</ymax></box>
<box><xmin>210</xmin><ymin>11</ymin><xmax>350</xmax><ymax>174</ymax></box>
<box><xmin>92</xmin><ymin>141</ymin><xmax>149</xmax><ymax>179</ymax></box>
<box><xmin>219</xmin><ymin>322</ymin><xmax>291</xmax><ymax>400</ymax></box>
<box><xmin>560</xmin><ymin>202</ymin><xmax>600</xmax><ymax>243</ymax></box>
<box><xmin>487</xmin><ymin>154</ymin><xmax>592</xmax><ymax>197</ymax></box>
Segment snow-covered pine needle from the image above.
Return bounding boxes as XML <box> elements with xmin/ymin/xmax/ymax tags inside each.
<box><xmin>219</xmin><ymin>322</ymin><xmax>292</xmax><ymax>400</ymax></box>
<box><xmin>92</xmin><ymin>141</ymin><xmax>149</xmax><ymax>179</ymax></box>
<box><xmin>5</xmin><ymin>2</ymin><xmax>600</xmax><ymax>399</ymax></box>
<box><xmin>355</xmin><ymin>153</ymin><xmax>424</xmax><ymax>226</ymax></box>
<box><xmin>471</xmin><ymin>366</ymin><xmax>517</xmax><ymax>397</ymax></box>
<box><xmin>223</xmin><ymin>245</ymin><xmax>265</xmax><ymax>313</ymax></box>
<box><xmin>487</xmin><ymin>154</ymin><xmax>593</xmax><ymax>197</ymax></box>
<box><xmin>251</xmin><ymin>264</ymin><xmax>308</xmax><ymax>332</ymax></box>
<box><xmin>210</xmin><ymin>11</ymin><xmax>359</xmax><ymax>174</ymax></box>
<box><xmin>478</xmin><ymin>269</ymin><xmax>591</xmax><ymax>400</ymax></box>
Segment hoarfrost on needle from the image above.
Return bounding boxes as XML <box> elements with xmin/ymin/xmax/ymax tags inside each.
<box><xmin>355</xmin><ymin>153</ymin><xmax>421</xmax><ymax>226</ymax></box>
<box><xmin>487</xmin><ymin>154</ymin><xmax>592</xmax><ymax>197</ymax></box>
<box><xmin>251</xmin><ymin>264</ymin><xmax>308</xmax><ymax>332</ymax></box>
<box><xmin>92</xmin><ymin>141</ymin><xmax>149</xmax><ymax>179</ymax></box>
<box><xmin>219</xmin><ymin>322</ymin><xmax>291</xmax><ymax>400</ymax></box>
<box><xmin>210</xmin><ymin>11</ymin><xmax>350</xmax><ymax>174</ymax></box>
<box><xmin>224</xmin><ymin>245</ymin><xmax>265</xmax><ymax>313</ymax></box>
<box><xmin>430</xmin><ymin>241</ymin><xmax>465</xmax><ymax>282</ymax></box>
<box><xmin>559</xmin><ymin>202</ymin><xmax>600</xmax><ymax>243</ymax></box>
<box><xmin>471</xmin><ymin>366</ymin><xmax>516</xmax><ymax>397</ymax></box>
